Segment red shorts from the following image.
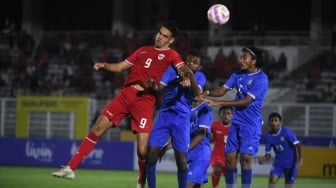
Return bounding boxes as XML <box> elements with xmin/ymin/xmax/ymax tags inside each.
<box><xmin>101</xmin><ymin>86</ymin><xmax>156</xmax><ymax>133</ymax></box>
<box><xmin>210</xmin><ymin>155</ymin><xmax>225</xmax><ymax>167</ymax></box>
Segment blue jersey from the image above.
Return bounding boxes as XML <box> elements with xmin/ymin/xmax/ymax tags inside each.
<box><xmin>187</xmin><ymin>102</ymin><xmax>213</xmax><ymax>184</ymax></box>
<box><xmin>160</xmin><ymin>66</ymin><xmax>206</xmax><ymax>114</ymax></box>
<box><xmin>224</xmin><ymin>70</ymin><xmax>268</xmax><ymax>127</ymax></box>
<box><xmin>149</xmin><ymin>66</ymin><xmax>206</xmax><ymax>152</ymax></box>
<box><xmin>188</xmin><ymin>102</ymin><xmax>213</xmax><ymax>160</ymax></box>
<box><xmin>264</xmin><ymin>126</ymin><xmax>300</xmax><ymax>168</ymax></box>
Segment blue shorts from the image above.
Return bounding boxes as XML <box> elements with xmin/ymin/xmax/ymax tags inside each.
<box><xmin>271</xmin><ymin>162</ymin><xmax>298</xmax><ymax>184</ymax></box>
<box><xmin>149</xmin><ymin>110</ymin><xmax>190</xmax><ymax>152</ymax></box>
<box><xmin>225</xmin><ymin>122</ymin><xmax>261</xmax><ymax>155</ymax></box>
<box><xmin>188</xmin><ymin>158</ymin><xmax>210</xmax><ymax>184</ymax></box>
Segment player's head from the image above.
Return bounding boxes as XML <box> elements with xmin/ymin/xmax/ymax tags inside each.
<box><xmin>240</xmin><ymin>47</ymin><xmax>265</xmax><ymax>71</ymax></box>
<box><xmin>268</xmin><ymin>112</ymin><xmax>282</xmax><ymax>133</ymax></box>
<box><xmin>154</xmin><ymin>21</ymin><xmax>179</xmax><ymax>49</ymax></box>
<box><xmin>161</xmin><ymin>21</ymin><xmax>179</xmax><ymax>38</ymax></box>
<box><xmin>219</xmin><ymin>106</ymin><xmax>233</xmax><ymax>125</ymax></box>
<box><xmin>185</xmin><ymin>51</ymin><xmax>202</xmax><ymax>73</ymax></box>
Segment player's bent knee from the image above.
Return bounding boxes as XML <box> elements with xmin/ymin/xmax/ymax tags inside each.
<box><xmin>176</xmin><ymin>162</ymin><xmax>188</xmax><ymax>172</ymax></box>
<box><xmin>212</xmin><ymin>169</ymin><xmax>222</xmax><ymax>176</ymax></box>
<box><xmin>269</xmin><ymin>175</ymin><xmax>278</xmax><ymax>184</ymax></box>
<box><xmin>146</xmin><ymin>148</ymin><xmax>160</xmax><ymax>164</ymax></box>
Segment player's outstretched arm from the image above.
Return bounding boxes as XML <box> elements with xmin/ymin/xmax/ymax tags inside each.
<box><xmin>197</xmin><ymin>87</ymin><xmax>229</xmax><ymax>101</ymax></box>
<box><xmin>93</xmin><ymin>61</ymin><xmax>132</xmax><ymax>72</ymax></box>
<box><xmin>205</xmin><ymin>87</ymin><xmax>229</xmax><ymax>97</ymax></box>
<box><xmin>204</xmin><ymin>95</ymin><xmax>253</xmax><ymax>107</ymax></box>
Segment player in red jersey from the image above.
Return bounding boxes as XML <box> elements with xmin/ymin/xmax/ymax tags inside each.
<box><xmin>210</xmin><ymin>106</ymin><xmax>232</xmax><ymax>188</ymax></box>
<box><xmin>52</xmin><ymin>21</ymin><xmax>189</xmax><ymax>188</ymax></box>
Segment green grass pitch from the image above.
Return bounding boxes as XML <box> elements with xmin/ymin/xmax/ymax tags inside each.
<box><xmin>0</xmin><ymin>166</ymin><xmax>335</xmax><ymax>188</ymax></box>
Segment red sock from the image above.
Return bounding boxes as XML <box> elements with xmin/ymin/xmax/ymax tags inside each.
<box><xmin>211</xmin><ymin>170</ymin><xmax>221</xmax><ymax>188</ymax></box>
<box><xmin>67</xmin><ymin>132</ymin><xmax>99</xmax><ymax>170</ymax></box>
<box><xmin>137</xmin><ymin>158</ymin><xmax>146</xmax><ymax>184</ymax></box>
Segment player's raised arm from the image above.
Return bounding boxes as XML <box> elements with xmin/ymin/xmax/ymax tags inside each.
<box><xmin>184</xmin><ymin>70</ymin><xmax>201</xmax><ymax>97</ymax></box>
<box><xmin>93</xmin><ymin>60</ymin><xmax>132</xmax><ymax>72</ymax></box>
<box><xmin>204</xmin><ymin>94</ymin><xmax>254</xmax><ymax>107</ymax></box>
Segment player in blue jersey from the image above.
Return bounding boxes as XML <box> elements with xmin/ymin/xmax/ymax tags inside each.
<box><xmin>146</xmin><ymin>53</ymin><xmax>206</xmax><ymax>188</ymax></box>
<box><xmin>258</xmin><ymin>112</ymin><xmax>303</xmax><ymax>188</ymax></box>
<box><xmin>187</xmin><ymin>100</ymin><xmax>213</xmax><ymax>188</ymax></box>
<box><xmin>201</xmin><ymin>47</ymin><xmax>269</xmax><ymax>188</ymax></box>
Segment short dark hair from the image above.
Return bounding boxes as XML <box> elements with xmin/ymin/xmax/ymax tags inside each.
<box><xmin>268</xmin><ymin>112</ymin><xmax>282</xmax><ymax>121</ymax></box>
<box><xmin>219</xmin><ymin>106</ymin><xmax>232</xmax><ymax>114</ymax></box>
<box><xmin>160</xmin><ymin>21</ymin><xmax>179</xmax><ymax>37</ymax></box>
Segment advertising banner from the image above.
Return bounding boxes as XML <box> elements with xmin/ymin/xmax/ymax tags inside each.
<box><xmin>299</xmin><ymin>147</ymin><xmax>336</xmax><ymax>178</ymax></box>
<box><xmin>134</xmin><ymin>145</ymin><xmax>274</xmax><ymax>175</ymax></box>
<box><xmin>0</xmin><ymin>138</ymin><xmax>134</xmax><ymax>170</ymax></box>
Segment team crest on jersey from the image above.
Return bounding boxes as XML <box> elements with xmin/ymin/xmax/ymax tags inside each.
<box><xmin>248</xmin><ymin>79</ymin><xmax>252</xmax><ymax>85</ymax></box>
<box><xmin>158</xmin><ymin>54</ymin><xmax>165</xmax><ymax>60</ymax></box>
<box><xmin>280</xmin><ymin>137</ymin><xmax>285</xmax><ymax>142</ymax></box>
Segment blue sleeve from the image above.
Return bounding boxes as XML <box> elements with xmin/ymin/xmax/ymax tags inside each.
<box><xmin>285</xmin><ymin>127</ymin><xmax>300</xmax><ymax>145</ymax></box>
<box><xmin>160</xmin><ymin>66</ymin><xmax>177</xmax><ymax>86</ymax></box>
<box><xmin>247</xmin><ymin>74</ymin><xmax>268</xmax><ymax>100</ymax></box>
<box><xmin>265</xmin><ymin>134</ymin><xmax>272</xmax><ymax>153</ymax></box>
<box><xmin>224</xmin><ymin>72</ymin><xmax>237</xmax><ymax>89</ymax></box>
<box><xmin>198</xmin><ymin>107</ymin><xmax>213</xmax><ymax>130</ymax></box>
<box><xmin>195</xmin><ymin>72</ymin><xmax>207</xmax><ymax>90</ymax></box>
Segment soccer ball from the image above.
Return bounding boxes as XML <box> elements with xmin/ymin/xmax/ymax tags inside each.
<box><xmin>207</xmin><ymin>4</ymin><xmax>230</xmax><ymax>25</ymax></box>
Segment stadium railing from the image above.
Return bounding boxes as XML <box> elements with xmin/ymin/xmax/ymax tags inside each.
<box><xmin>0</xmin><ymin>97</ymin><xmax>335</xmax><ymax>139</ymax></box>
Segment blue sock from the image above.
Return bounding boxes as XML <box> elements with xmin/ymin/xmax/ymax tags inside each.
<box><xmin>146</xmin><ymin>163</ymin><xmax>156</xmax><ymax>188</ymax></box>
<box><xmin>241</xmin><ymin>169</ymin><xmax>252</xmax><ymax>188</ymax></box>
<box><xmin>225</xmin><ymin>168</ymin><xmax>237</xmax><ymax>188</ymax></box>
<box><xmin>177</xmin><ymin>169</ymin><xmax>187</xmax><ymax>188</ymax></box>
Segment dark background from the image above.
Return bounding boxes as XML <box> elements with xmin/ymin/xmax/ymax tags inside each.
<box><xmin>1</xmin><ymin>0</ymin><xmax>334</xmax><ymax>31</ymax></box>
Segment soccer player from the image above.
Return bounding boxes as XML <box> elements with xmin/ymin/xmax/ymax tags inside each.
<box><xmin>201</xmin><ymin>47</ymin><xmax>269</xmax><ymax>188</ymax></box>
<box><xmin>52</xmin><ymin>21</ymin><xmax>189</xmax><ymax>188</ymax></box>
<box><xmin>146</xmin><ymin>53</ymin><xmax>206</xmax><ymax>188</ymax></box>
<box><xmin>187</xmin><ymin>100</ymin><xmax>213</xmax><ymax>188</ymax></box>
<box><xmin>210</xmin><ymin>106</ymin><xmax>232</xmax><ymax>188</ymax></box>
<box><xmin>258</xmin><ymin>112</ymin><xmax>303</xmax><ymax>188</ymax></box>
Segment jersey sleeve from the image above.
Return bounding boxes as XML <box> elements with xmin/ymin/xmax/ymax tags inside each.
<box><xmin>197</xmin><ymin>107</ymin><xmax>213</xmax><ymax>130</ymax></box>
<box><xmin>247</xmin><ymin>74</ymin><xmax>269</xmax><ymax>100</ymax></box>
<box><xmin>223</xmin><ymin>72</ymin><xmax>237</xmax><ymax>89</ymax></box>
<box><xmin>170</xmin><ymin>50</ymin><xmax>184</xmax><ymax>67</ymax></box>
<box><xmin>125</xmin><ymin>47</ymin><xmax>144</xmax><ymax>65</ymax></box>
<box><xmin>211</xmin><ymin>122</ymin><xmax>217</xmax><ymax>133</ymax></box>
<box><xmin>264</xmin><ymin>134</ymin><xmax>272</xmax><ymax>153</ymax></box>
<box><xmin>160</xmin><ymin>66</ymin><xmax>177</xmax><ymax>86</ymax></box>
<box><xmin>285</xmin><ymin>127</ymin><xmax>300</xmax><ymax>145</ymax></box>
<box><xmin>195</xmin><ymin>72</ymin><xmax>207</xmax><ymax>91</ymax></box>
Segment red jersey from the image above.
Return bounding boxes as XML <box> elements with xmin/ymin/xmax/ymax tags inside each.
<box><xmin>125</xmin><ymin>46</ymin><xmax>184</xmax><ymax>86</ymax></box>
<box><xmin>101</xmin><ymin>46</ymin><xmax>184</xmax><ymax>134</ymax></box>
<box><xmin>210</xmin><ymin>121</ymin><xmax>230</xmax><ymax>166</ymax></box>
